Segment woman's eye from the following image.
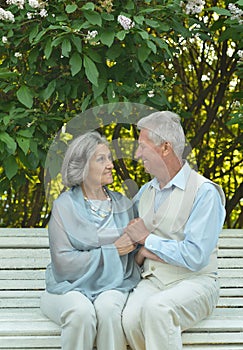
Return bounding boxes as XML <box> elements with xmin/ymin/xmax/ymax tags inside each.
<box><xmin>97</xmin><ymin>156</ymin><xmax>105</xmax><ymax>162</ymax></box>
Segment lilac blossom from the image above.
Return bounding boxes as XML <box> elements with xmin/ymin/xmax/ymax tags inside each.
<box><xmin>117</xmin><ymin>14</ymin><xmax>135</xmax><ymax>30</ymax></box>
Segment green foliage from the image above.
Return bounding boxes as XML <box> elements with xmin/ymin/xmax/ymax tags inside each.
<box><xmin>0</xmin><ymin>0</ymin><xmax>242</xmax><ymax>227</ymax></box>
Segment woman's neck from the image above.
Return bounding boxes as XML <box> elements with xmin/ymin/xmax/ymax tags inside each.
<box><xmin>81</xmin><ymin>183</ymin><xmax>106</xmax><ymax>200</ymax></box>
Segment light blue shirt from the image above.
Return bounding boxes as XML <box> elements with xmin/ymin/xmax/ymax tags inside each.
<box><xmin>134</xmin><ymin>163</ymin><xmax>226</xmax><ymax>272</ymax></box>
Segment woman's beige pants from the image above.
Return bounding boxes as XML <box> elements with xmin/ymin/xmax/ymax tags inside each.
<box><xmin>122</xmin><ymin>275</ymin><xmax>219</xmax><ymax>350</ymax></box>
<box><xmin>40</xmin><ymin>289</ymin><xmax>128</xmax><ymax>350</ymax></box>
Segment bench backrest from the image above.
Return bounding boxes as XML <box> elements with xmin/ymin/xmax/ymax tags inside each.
<box><xmin>0</xmin><ymin>228</ymin><xmax>243</xmax><ymax>309</ymax></box>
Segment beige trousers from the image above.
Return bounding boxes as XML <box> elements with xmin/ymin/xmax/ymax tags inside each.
<box><xmin>122</xmin><ymin>275</ymin><xmax>219</xmax><ymax>350</ymax></box>
<box><xmin>40</xmin><ymin>289</ymin><xmax>128</xmax><ymax>350</ymax></box>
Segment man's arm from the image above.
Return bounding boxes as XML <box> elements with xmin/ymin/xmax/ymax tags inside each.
<box><xmin>126</xmin><ymin>183</ymin><xmax>226</xmax><ymax>271</ymax></box>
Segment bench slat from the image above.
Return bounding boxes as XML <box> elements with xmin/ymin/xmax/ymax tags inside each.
<box><xmin>182</xmin><ymin>332</ymin><xmax>243</xmax><ymax>344</ymax></box>
<box><xmin>0</xmin><ymin>228</ymin><xmax>243</xmax><ymax>349</ymax></box>
<box><xmin>0</xmin><ymin>335</ymin><xmax>60</xmax><ymax>348</ymax></box>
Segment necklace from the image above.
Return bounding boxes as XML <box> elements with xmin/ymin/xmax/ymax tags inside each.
<box><xmin>82</xmin><ymin>186</ymin><xmax>112</xmax><ymax>218</ymax></box>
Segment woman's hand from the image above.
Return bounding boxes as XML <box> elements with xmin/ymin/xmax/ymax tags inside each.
<box><xmin>114</xmin><ymin>233</ymin><xmax>137</xmax><ymax>256</ymax></box>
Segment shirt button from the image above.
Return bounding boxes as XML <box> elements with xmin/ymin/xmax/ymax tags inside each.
<box><xmin>151</xmin><ymin>266</ymin><xmax>155</xmax><ymax>271</ymax></box>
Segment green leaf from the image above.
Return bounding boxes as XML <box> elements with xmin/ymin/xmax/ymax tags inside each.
<box><xmin>83</xmin><ymin>11</ymin><xmax>102</xmax><ymax>26</ymax></box>
<box><xmin>3</xmin><ymin>156</ymin><xmax>18</xmax><ymax>180</ymax></box>
<box><xmin>116</xmin><ymin>30</ymin><xmax>127</xmax><ymax>41</ymax></box>
<box><xmin>124</xmin><ymin>0</ymin><xmax>135</xmax><ymax>10</ymax></box>
<box><xmin>83</xmin><ymin>55</ymin><xmax>99</xmax><ymax>86</ymax></box>
<box><xmin>92</xmin><ymin>79</ymin><xmax>107</xmax><ymax>99</ymax></box>
<box><xmin>236</xmin><ymin>0</ymin><xmax>243</xmax><ymax>5</ymax></box>
<box><xmin>44</xmin><ymin>38</ymin><xmax>53</xmax><ymax>59</ymax></box>
<box><xmin>29</xmin><ymin>24</ymin><xmax>39</xmax><ymax>42</ymax></box>
<box><xmin>71</xmin><ymin>35</ymin><xmax>82</xmax><ymax>53</ymax></box>
<box><xmin>100</xmin><ymin>31</ymin><xmax>115</xmax><ymax>47</ymax></box>
<box><xmin>0</xmin><ymin>131</ymin><xmax>17</xmax><ymax>154</ymax></box>
<box><xmin>137</xmin><ymin>46</ymin><xmax>151</xmax><ymax>63</ymax></box>
<box><xmin>87</xmin><ymin>49</ymin><xmax>102</xmax><ymax>63</ymax></box>
<box><xmin>145</xmin><ymin>19</ymin><xmax>160</xmax><ymax>28</ymax></box>
<box><xmin>101</xmin><ymin>13</ymin><xmax>114</xmax><ymax>21</ymax></box>
<box><xmin>206</xmin><ymin>7</ymin><xmax>231</xmax><ymax>16</ymax></box>
<box><xmin>82</xmin><ymin>2</ymin><xmax>95</xmax><ymax>10</ymax></box>
<box><xmin>139</xmin><ymin>31</ymin><xmax>149</xmax><ymax>40</ymax></box>
<box><xmin>134</xmin><ymin>15</ymin><xmax>145</xmax><ymax>25</ymax></box>
<box><xmin>16</xmin><ymin>136</ymin><xmax>30</xmax><ymax>155</ymax></box>
<box><xmin>17</xmin><ymin>129</ymin><xmax>34</xmax><ymax>137</ymax></box>
<box><xmin>69</xmin><ymin>52</ymin><xmax>82</xmax><ymax>76</ymax></box>
<box><xmin>66</xmin><ymin>4</ymin><xmax>77</xmax><ymax>13</ymax></box>
<box><xmin>16</xmin><ymin>86</ymin><xmax>33</xmax><ymax>108</ymax></box>
<box><xmin>146</xmin><ymin>40</ymin><xmax>157</xmax><ymax>54</ymax></box>
<box><xmin>81</xmin><ymin>94</ymin><xmax>92</xmax><ymax>111</ymax></box>
<box><xmin>61</xmin><ymin>38</ymin><xmax>72</xmax><ymax>57</ymax></box>
<box><xmin>106</xmin><ymin>45</ymin><xmax>123</xmax><ymax>59</ymax></box>
<box><xmin>41</xmin><ymin>80</ymin><xmax>56</xmax><ymax>100</ymax></box>
<box><xmin>0</xmin><ymin>69</ymin><xmax>18</xmax><ymax>79</ymax></box>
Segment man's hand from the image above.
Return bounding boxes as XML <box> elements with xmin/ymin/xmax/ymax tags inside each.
<box><xmin>135</xmin><ymin>246</ymin><xmax>165</xmax><ymax>266</ymax></box>
<box><xmin>124</xmin><ymin>218</ymin><xmax>150</xmax><ymax>245</ymax></box>
<box><xmin>114</xmin><ymin>233</ymin><xmax>137</xmax><ymax>256</ymax></box>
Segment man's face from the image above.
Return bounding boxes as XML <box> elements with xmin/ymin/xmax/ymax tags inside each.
<box><xmin>135</xmin><ymin>129</ymin><xmax>165</xmax><ymax>177</ymax></box>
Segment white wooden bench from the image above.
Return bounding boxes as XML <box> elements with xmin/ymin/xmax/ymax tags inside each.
<box><xmin>0</xmin><ymin>228</ymin><xmax>243</xmax><ymax>349</ymax></box>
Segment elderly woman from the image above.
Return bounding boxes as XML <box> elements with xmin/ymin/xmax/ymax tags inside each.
<box><xmin>40</xmin><ymin>131</ymin><xmax>141</xmax><ymax>350</ymax></box>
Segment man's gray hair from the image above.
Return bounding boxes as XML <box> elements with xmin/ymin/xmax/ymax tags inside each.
<box><xmin>61</xmin><ymin>131</ymin><xmax>109</xmax><ymax>187</ymax></box>
<box><xmin>137</xmin><ymin>111</ymin><xmax>185</xmax><ymax>158</ymax></box>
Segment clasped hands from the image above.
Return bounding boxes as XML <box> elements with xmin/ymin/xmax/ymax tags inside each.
<box><xmin>114</xmin><ymin>217</ymin><xmax>148</xmax><ymax>256</ymax></box>
<box><xmin>114</xmin><ymin>218</ymin><xmax>164</xmax><ymax>265</ymax></box>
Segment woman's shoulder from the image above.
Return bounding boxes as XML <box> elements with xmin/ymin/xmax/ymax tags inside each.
<box><xmin>52</xmin><ymin>189</ymin><xmax>73</xmax><ymax>208</ymax></box>
<box><xmin>107</xmin><ymin>188</ymin><xmax>130</xmax><ymax>200</ymax></box>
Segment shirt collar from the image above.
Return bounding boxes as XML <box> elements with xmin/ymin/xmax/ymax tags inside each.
<box><xmin>150</xmin><ymin>161</ymin><xmax>191</xmax><ymax>191</ymax></box>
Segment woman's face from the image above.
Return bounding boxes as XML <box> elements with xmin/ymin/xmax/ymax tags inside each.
<box><xmin>85</xmin><ymin>144</ymin><xmax>114</xmax><ymax>187</ymax></box>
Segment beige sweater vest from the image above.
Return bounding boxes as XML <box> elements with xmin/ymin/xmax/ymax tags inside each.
<box><xmin>139</xmin><ymin>168</ymin><xmax>225</xmax><ymax>285</ymax></box>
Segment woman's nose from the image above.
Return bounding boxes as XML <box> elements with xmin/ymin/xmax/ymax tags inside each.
<box><xmin>106</xmin><ymin>159</ymin><xmax>114</xmax><ymax>168</ymax></box>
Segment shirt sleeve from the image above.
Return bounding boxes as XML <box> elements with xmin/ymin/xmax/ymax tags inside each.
<box><xmin>144</xmin><ymin>182</ymin><xmax>226</xmax><ymax>271</ymax></box>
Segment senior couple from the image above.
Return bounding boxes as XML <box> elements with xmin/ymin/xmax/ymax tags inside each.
<box><xmin>40</xmin><ymin>111</ymin><xmax>225</xmax><ymax>350</ymax></box>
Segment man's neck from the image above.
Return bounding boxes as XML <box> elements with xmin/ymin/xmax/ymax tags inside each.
<box><xmin>157</xmin><ymin>158</ymin><xmax>183</xmax><ymax>189</ymax></box>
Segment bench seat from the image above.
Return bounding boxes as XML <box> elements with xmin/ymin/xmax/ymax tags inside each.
<box><xmin>0</xmin><ymin>228</ymin><xmax>243</xmax><ymax>349</ymax></box>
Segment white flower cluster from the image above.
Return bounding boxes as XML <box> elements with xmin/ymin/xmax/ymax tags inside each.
<box><xmin>147</xmin><ymin>90</ymin><xmax>155</xmax><ymax>98</ymax></box>
<box><xmin>28</xmin><ymin>0</ymin><xmax>48</xmax><ymax>17</ymax></box>
<box><xmin>29</xmin><ymin>0</ymin><xmax>41</xmax><ymax>8</ymax></box>
<box><xmin>181</xmin><ymin>0</ymin><xmax>205</xmax><ymax>15</ymax></box>
<box><xmin>14</xmin><ymin>52</ymin><xmax>22</xmax><ymax>57</ymax></box>
<box><xmin>0</xmin><ymin>7</ymin><xmax>15</xmax><ymax>22</ymax></box>
<box><xmin>0</xmin><ymin>0</ymin><xmax>48</xmax><ymax>23</ymax></box>
<box><xmin>117</xmin><ymin>14</ymin><xmax>135</xmax><ymax>30</ymax></box>
<box><xmin>228</xmin><ymin>3</ymin><xmax>243</xmax><ymax>24</ymax></box>
<box><xmin>86</xmin><ymin>30</ymin><xmax>98</xmax><ymax>40</ymax></box>
<box><xmin>6</xmin><ymin>0</ymin><xmax>25</xmax><ymax>9</ymax></box>
<box><xmin>2</xmin><ymin>36</ymin><xmax>8</xmax><ymax>43</ymax></box>
<box><xmin>238</xmin><ymin>50</ymin><xmax>243</xmax><ymax>58</ymax></box>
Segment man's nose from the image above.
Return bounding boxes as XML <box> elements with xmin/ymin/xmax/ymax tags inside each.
<box><xmin>135</xmin><ymin>146</ymin><xmax>141</xmax><ymax>159</ymax></box>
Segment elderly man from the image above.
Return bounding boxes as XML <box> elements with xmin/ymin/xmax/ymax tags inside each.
<box><xmin>122</xmin><ymin>111</ymin><xmax>226</xmax><ymax>350</ymax></box>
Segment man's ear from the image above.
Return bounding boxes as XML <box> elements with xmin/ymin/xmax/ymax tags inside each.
<box><xmin>160</xmin><ymin>141</ymin><xmax>172</xmax><ymax>156</ymax></box>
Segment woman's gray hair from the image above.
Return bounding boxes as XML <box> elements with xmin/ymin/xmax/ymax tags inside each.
<box><xmin>137</xmin><ymin>111</ymin><xmax>185</xmax><ymax>158</ymax></box>
<box><xmin>61</xmin><ymin>131</ymin><xmax>109</xmax><ymax>187</ymax></box>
